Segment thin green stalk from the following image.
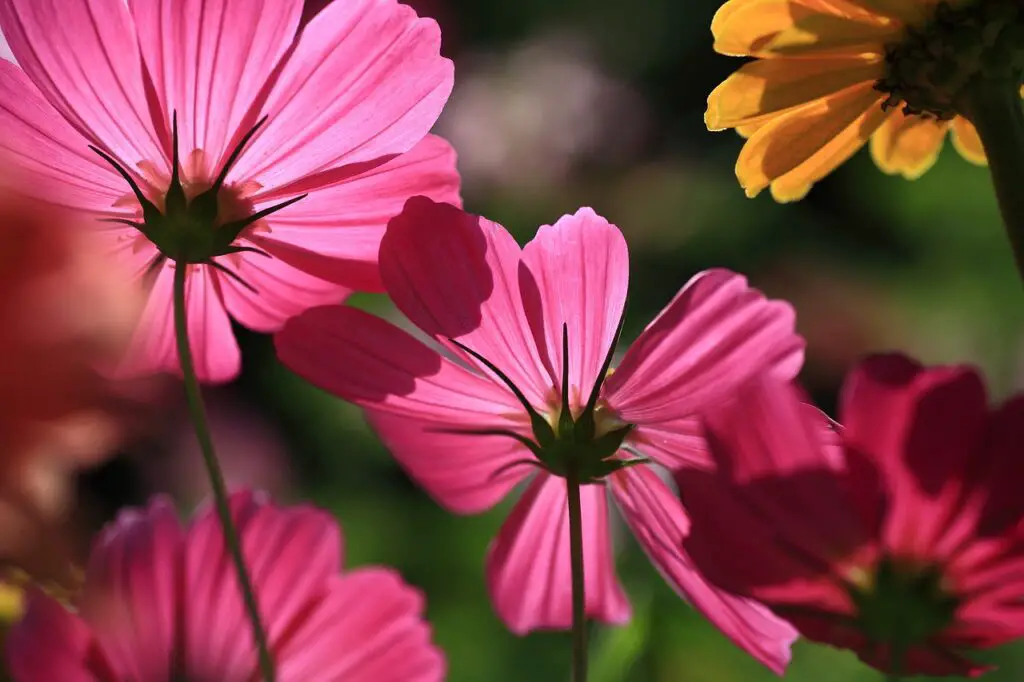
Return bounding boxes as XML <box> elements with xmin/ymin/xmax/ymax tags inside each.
<box><xmin>959</xmin><ymin>78</ymin><xmax>1024</xmax><ymax>284</ymax></box>
<box><xmin>567</xmin><ymin>472</ymin><xmax>588</xmax><ymax>682</ymax></box>
<box><xmin>172</xmin><ymin>263</ymin><xmax>276</xmax><ymax>681</ymax></box>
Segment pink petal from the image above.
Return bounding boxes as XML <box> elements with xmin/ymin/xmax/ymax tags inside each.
<box><xmin>629</xmin><ymin>416</ymin><xmax>710</xmax><ymax>469</ymax></box>
<box><xmin>0</xmin><ymin>0</ymin><xmax>165</xmax><ymax>171</ymax></box>
<box><xmin>486</xmin><ymin>473</ymin><xmax>630</xmax><ymax>633</ymax></box>
<box><xmin>220</xmin><ymin>251</ymin><xmax>349</xmax><ymax>333</ymax></box>
<box><xmin>275</xmin><ymin>305</ymin><xmax>531</xmax><ymax>513</ymax></box>
<box><xmin>7</xmin><ymin>591</ymin><xmax>108</xmax><ymax>682</ymax></box>
<box><xmin>0</xmin><ymin>60</ymin><xmax>124</xmax><ymax>211</ymax></box>
<box><xmin>276</xmin><ymin>568</ymin><xmax>444</xmax><ymax>682</ymax></box>
<box><xmin>611</xmin><ymin>465</ymin><xmax>797</xmax><ymax>674</ymax></box>
<box><xmin>232</xmin><ymin>0</ymin><xmax>453</xmax><ymax>191</ymax></box>
<box><xmin>519</xmin><ymin>208</ymin><xmax>629</xmax><ymax>407</ymax></box>
<box><xmin>79</xmin><ymin>498</ymin><xmax>184</xmax><ymax>680</ymax></box>
<box><xmin>249</xmin><ymin>134</ymin><xmax>462</xmax><ymax>292</ymax></box>
<box><xmin>381</xmin><ymin>197</ymin><xmax>553</xmax><ymax>406</ymax></box>
<box><xmin>128</xmin><ymin>0</ymin><xmax>303</xmax><ymax>168</ymax></box>
<box><xmin>604</xmin><ymin>269</ymin><xmax>805</xmax><ymax>423</ymax></box>
<box><xmin>117</xmin><ymin>264</ymin><xmax>240</xmax><ymax>384</ymax></box>
<box><xmin>181</xmin><ymin>491</ymin><xmax>344</xmax><ymax>680</ymax></box>
<box><xmin>676</xmin><ymin>376</ymin><xmax>865</xmax><ymax>608</ymax></box>
<box><xmin>840</xmin><ymin>354</ymin><xmax>988</xmax><ymax>559</ymax></box>
<box><xmin>366</xmin><ymin>409</ymin><xmax>532</xmax><ymax>514</ymax></box>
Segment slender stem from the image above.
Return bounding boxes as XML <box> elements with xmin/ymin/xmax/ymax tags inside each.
<box><xmin>172</xmin><ymin>263</ymin><xmax>276</xmax><ymax>681</ymax></box>
<box><xmin>959</xmin><ymin>78</ymin><xmax>1024</xmax><ymax>284</ymax></box>
<box><xmin>566</xmin><ymin>472</ymin><xmax>588</xmax><ymax>682</ymax></box>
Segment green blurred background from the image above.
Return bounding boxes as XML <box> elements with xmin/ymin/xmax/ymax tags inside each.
<box><xmin>76</xmin><ymin>0</ymin><xmax>1024</xmax><ymax>680</ymax></box>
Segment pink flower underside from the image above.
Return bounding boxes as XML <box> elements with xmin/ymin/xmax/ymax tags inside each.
<box><xmin>6</xmin><ymin>491</ymin><xmax>444</xmax><ymax>682</ymax></box>
<box><xmin>0</xmin><ymin>0</ymin><xmax>460</xmax><ymax>383</ymax></box>
<box><xmin>275</xmin><ymin>198</ymin><xmax>804</xmax><ymax>669</ymax></box>
<box><xmin>683</xmin><ymin>355</ymin><xmax>1024</xmax><ymax>677</ymax></box>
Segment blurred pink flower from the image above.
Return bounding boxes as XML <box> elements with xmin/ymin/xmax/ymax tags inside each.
<box><xmin>680</xmin><ymin>354</ymin><xmax>1024</xmax><ymax>677</ymax></box>
<box><xmin>0</xmin><ymin>0</ymin><xmax>460</xmax><ymax>383</ymax></box>
<box><xmin>7</xmin><ymin>490</ymin><xmax>444</xmax><ymax>682</ymax></box>
<box><xmin>276</xmin><ymin>197</ymin><xmax>805</xmax><ymax>672</ymax></box>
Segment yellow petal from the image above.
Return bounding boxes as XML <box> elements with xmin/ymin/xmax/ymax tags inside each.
<box><xmin>706</xmin><ymin>55</ymin><xmax>882</xmax><ymax>130</ymax></box>
<box><xmin>712</xmin><ymin>0</ymin><xmax>900</xmax><ymax>57</ymax></box>
<box><xmin>736</xmin><ymin>81</ymin><xmax>886</xmax><ymax>199</ymax></box>
<box><xmin>869</xmin><ymin>111</ymin><xmax>948</xmax><ymax>179</ymax></box>
<box><xmin>844</xmin><ymin>0</ymin><xmax>928</xmax><ymax>23</ymax></box>
<box><xmin>951</xmin><ymin>116</ymin><xmax>987</xmax><ymax>166</ymax></box>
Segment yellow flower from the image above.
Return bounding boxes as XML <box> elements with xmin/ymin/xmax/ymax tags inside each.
<box><xmin>707</xmin><ymin>0</ymin><xmax>989</xmax><ymax>201</ymax></box>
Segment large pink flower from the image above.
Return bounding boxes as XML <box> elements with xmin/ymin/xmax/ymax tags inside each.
<box><xmin>6</xmin><ymin>490</ymin><xmax>444</xmax><ymax>682</ymax></box>
<box><xmin>679</xmin><ymin>354</ymin><xmax>1024</xmax><ymax>677</ymax></box>
<box><xmin>275</xmin><ymin>197</ymin><xmax>806</xmax><ymax>672</ymax></box>
<box><xmin>0</xmin><ymin>0</ymin><xmax>460</xmax><ymax>383</ymax></box>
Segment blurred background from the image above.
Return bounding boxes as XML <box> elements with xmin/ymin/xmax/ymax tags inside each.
<box><xmin>6</xmin><ymin>0</ymin><xmax>1024</xmax><ymax>680</ymax></box>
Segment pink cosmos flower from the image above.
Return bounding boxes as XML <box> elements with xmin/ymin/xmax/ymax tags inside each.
<box><xmin>0</xmin><ymin>0</ymin><xmax>460</xmax><ymax>383</ymax></box>
<box><xmin>275</xmin><ymin>197</ymin><xmax>806</xmax><ymax>672</ymax></box>
<box><xmin>679</xmin><ymin>354</ymin><xmax>1024</xmax><ymax>677</ymax></box>
<box><xmin>6</xmin><ymin>490</ymin><xmax>444</xmax><ymax>682</ymax></box>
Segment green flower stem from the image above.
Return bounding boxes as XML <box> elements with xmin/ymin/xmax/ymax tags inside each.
<box><xmin>567</xmin><ymin>471</ymin><xmax>588</xmax><ymax>682</ymax></box>
<box><xmin>172</xmin><ymin>263</ymin><xmax>276</xmax><ymax>682</ymax></box>
<box><xmin>960</xmin><ymin>78</ymin><xmax>1024</xmax><ymax>284</ymax></box>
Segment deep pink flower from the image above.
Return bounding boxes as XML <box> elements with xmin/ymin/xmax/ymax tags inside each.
<box><xmin>275</xmin><ymin>197</ymin><xmax>805</xmax><ymax>672</ymax></box>
<box><xmin>679</xmin><ymin>354</ymin><xmax>1024</xmax><ymax>677</ymax></box>
<box><xmin>0</xmin><ymin>0</ymin><xmax>460</xmax><ymax>383</ymax></box>
<box><xmin>6</xmin><ymin>490</ymin><xmax>444</xmax><ymax>682</ymax></box>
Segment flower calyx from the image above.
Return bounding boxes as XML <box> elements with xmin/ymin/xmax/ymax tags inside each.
<box><xmin>90</xmin><ymin>113</ymin><xmax>305</xmax><ymax>278</ymax></box>
<box><xmin>847</xmin><ymin>557</ymin><xmax>959</xmax><ymax>653</ymax></box>
<box><xmin>875</xmin><ymin>0</ymin><xmax>1024</xmax><ymax>120</ymax></box>
<box><xmin>446</xmin><ymin>312</ymin><xmax>645</xmax><ymax>484</ymax></box>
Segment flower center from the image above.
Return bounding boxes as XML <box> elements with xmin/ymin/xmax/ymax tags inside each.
<box><xmin>446</xmin><ymin>322</ymin><xmax>644</xmax><ymax>483</ymax></box>
<box><xmin>848</xmin><ymin>557</ymin><xmax>959</xmax><ymax>651</ymax></box>
<box><xmin>91</xmin><ymin>114</ymin><xmax>305</xmax><ymax>272</ymax></box>
<box><xmin>875</xmin><ymin>0</ymin><xmax>1024</xmax><ymax>119</ymax></box>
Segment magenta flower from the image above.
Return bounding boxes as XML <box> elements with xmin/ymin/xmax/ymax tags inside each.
<box><xmin>0</xmin><ymin>0</ymin><xmax>459</xmax><ymax>383</ymax></box>
<box><xmin>679</xmin><ymin>354</ymin><xmax>1024</xmax><ymax>677</ymax></box>
<box><xmin>275</xmin><ymin>197</ymin><xmax>806</xmax><ymax>672</ymax></box>
<box><xmin>6</xmin><ymin>490</ymin><xmax>444</xmax><ymax>682</ymax></box>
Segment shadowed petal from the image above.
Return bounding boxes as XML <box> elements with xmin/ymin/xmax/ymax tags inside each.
<box><xmin>249</xmin><ymin>135</ymin><xmax>462</xmax><ymax>292</ymax></box>
<box><xmin>381</xmin><ymin>197</ymin><xmax>553</xmax><ymax>405</ymax></box>
<box><xmin>233</xmin><ymin>0</ymin><xmax>453</xmax><ymax>191</ymax></box>
<box><xmin>604</xmin><ymin>268</ymin><xmax>804</xmax><ymax>424</ymax></box>
<box><xmin>276</xmin><ymin>305</ymin><xmax>532</xmax><ymax>514</ymax></box>
<box><xmin>951</xmin><ymin>116</ymin><xmax>986</xmax><ymax>165</ymax></box>
<box><xmin>487</xmin><ymin>474</ymin><xmax>630</xmax><ymax>633</ymax></box>
<box><xmin>711</xmin><ymin>0</ymin><xmax>899</xmax><ymax>58</ymax></box>
<box><xmin>706</xmin><ymin>55</ymin><xmax>882</xmax><ymax>130</ymax></box>
<box><xmin>128</xmin><ymin>0</ymin><xmax>304</xmax><ymax>166</ymax></box>
<box><xmin>519</xmin><ymin>208</ymin><xmax>629</xmax><ymax>406</ymax></box>
<box><xmin>276</xmin><ymin>569</ymin><xmax>444</xmax><ymax>682</ymax></box>
<box><xmin>0</xmin><ymin>0</ymin><xmax>165</xmax><ymax>170</ymax></box>
<box><xmin>612</xmin><ymin>465</ymin><xmax>798</xmax><ymax>673</ymax></box>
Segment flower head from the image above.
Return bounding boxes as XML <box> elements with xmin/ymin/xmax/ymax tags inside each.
<box><xmin>679</xmin><ymin>353</ymin><xmax>1024</xmax><ymax>676</ymax></box>
<box><xmin>6</xmin><ymin>490</ymin><xmax>444</xmax><ymax>682</ymax></box>
<box><xmin>706</xmin><ymin>0</ymin><xmax>1024</xmax><ymax>201</ymax></box>
<box><xmin>0</xmin><ymin>0</ymin><xmax>460</xmax><ymax>382</ymax></box>
<box><xmin>275</xmin><ymin>197</ymin><xmax>805</xmax><ymax>672</ymax></box>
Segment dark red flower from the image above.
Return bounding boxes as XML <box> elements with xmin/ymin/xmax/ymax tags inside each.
<box><xmin>677</xmin><ymin>353</ymin><xmax>1024</xmax><ymax>677</ymax></box>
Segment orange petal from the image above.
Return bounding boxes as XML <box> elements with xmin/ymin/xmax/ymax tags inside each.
<box><xmin>736</xmin><ymin>81</ymin><xmax>886</xmax><ymax>200</ymax></box>
<box><xmin>711</xmin><ymin>0</ymin><xmax>900</xmax><ymax>58</ymax></box>
<box><xmin>869</xmin><ymin>111</ymin><xmax>948</xmax><ymax>179</ymax></box>
<box><xmin>951</xmin><ymin>116</ymin><xmax>987</xmax><ymax>166</ymax></box>
<box><xmin>843</xmin><ymin>0</ymin><xmax>929</xmax><ymax>23</ymax></box>
<box><xmin>706</xmin><ymin>55</ymin><xmax>882</xmax><ymax>130</ymax></box>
